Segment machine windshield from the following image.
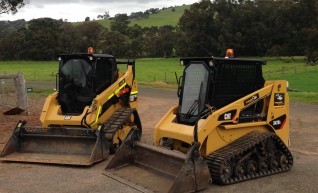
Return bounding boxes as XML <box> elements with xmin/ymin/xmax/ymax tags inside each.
<box><xmin>180</xmin><ymin>62</ymin><xmax>209</xmax><ymax>117</ymax></box>
<box><xmin>61</xmin><ymin>59</ymin><xmax>92</xmax><ymax>88</ymax></box>
<box><xmin>59</xmin><ymin>58</ymin><xmax>94</xmax><ymax>114</ymax></box>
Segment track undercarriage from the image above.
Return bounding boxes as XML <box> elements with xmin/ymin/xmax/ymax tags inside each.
<box><xmin>207</xmin><ymin>131</ymin><xmax>293</xmax><ymax>185</ymax></box>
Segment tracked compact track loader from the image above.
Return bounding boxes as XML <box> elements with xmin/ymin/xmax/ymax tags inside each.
<box><xmin>0</xmin><ymin>51</ymin><xmax>142</xmax><ymax>165</ymax></box>
<box><xmin>104</xmin><ymin>56</ymin><xmax>293</xmax><ymax>192</ymax></box>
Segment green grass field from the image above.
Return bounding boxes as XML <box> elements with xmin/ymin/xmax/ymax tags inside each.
<box><xmin>90</xmin><ymin>5</ymin><xmax>190</xmax><ymax>29</ymax></box>
<box><xmin>0</xmin><ymin>59</ymin><xmax>183</xmax><ymax>83</ymax></box>
<box><xmin>261</xmin><ymin>57</ymin><xmax>318</xmax><ymax>103</ymax></box>
<box><xmin>0</xmin><ymin>58</ymin><xmax>317</xmax><ymax>104</ymax></box>
<box><xmin>0</xmin><ymin>61</ymin><xmax>58</xmax><ymax>81</ymax></box>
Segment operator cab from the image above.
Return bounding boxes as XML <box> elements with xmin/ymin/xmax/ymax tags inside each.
<box><xmin>178</xmin><ymin>57</ymin><xmax>265</xmax><ymax>125</ymax></box>
<box><xmin>58</xmin><ymin>54</ymin><xmax>117</xmax><ymax>115</ymax></box>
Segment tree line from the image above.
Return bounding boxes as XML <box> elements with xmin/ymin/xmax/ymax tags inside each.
<box><xmin>0</xmin><ymin>0</ymin><xmax>317</xmax><ymax>62</ymax></box>
<box><xmin>95</xmin><ymin>7</ymin><xmax>170</xmax><ymax>21</ymax></box>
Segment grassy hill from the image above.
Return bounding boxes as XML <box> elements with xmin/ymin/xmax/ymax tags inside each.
<box><xmin>95</xmin><ymin>5</ymin><xmax>190</xmax><ymax>29</ymax></box>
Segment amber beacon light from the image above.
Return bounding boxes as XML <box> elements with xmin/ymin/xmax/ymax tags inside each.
<box><xmin>225</xmin><ymin>48</ymin><xmax>234</xmax><ymax>58</ymax></box>
<box><xmin>88</xmin><ymin>47</ymin><xmax>94</xmax><ymax>54</ymax></box>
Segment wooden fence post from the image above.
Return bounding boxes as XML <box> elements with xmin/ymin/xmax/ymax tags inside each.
<box><xmin>0</xmin><ymin>73</ymin><xmax>28</xmax><ymax>114</ymax></box>
<box><xmin>14</xmin><ymin>73</ymin><xmax>28</xmax><ymax>114</ymax></box>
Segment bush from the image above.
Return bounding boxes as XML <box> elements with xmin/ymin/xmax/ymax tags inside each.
<box><xmin>305</xmin><ymin>51</ymin><xmax>318</xmax><ymax>64</ymax></box>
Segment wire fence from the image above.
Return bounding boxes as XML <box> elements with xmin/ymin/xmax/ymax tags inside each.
<box><xmin>140</xmin><ymin>64</ymin><xmax>318</xmax><ymax>85</ymax></box>
<box><xmin>264</xmin><ymin>64</ymin><xmax>317</xmax><ymax>78</ymax></box>
<box><xmin>0</xmin><ymin>79</ymin><xmax>17</xmax><ymax>108</ymax></box>
<box><xmin>141</xmin><ymin>71</ymin><xmax>179</xmax><ymax>84</ymax></box>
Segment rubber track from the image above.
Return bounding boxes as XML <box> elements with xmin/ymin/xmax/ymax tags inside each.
<box><xmin>207</xmin><ymin>131</ymin><xmax>293</xmax><ymax>185</ymax></box>
<box><xmin>103</xmin><ymin>108</ymin><xmax>135</xmax><ymax>141</ymax></box>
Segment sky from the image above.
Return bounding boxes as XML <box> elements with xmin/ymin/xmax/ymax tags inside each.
<box><xmin>0</xmin><ymin>0</ymin><xmax>199</xmax><ymax>22</ymax></box>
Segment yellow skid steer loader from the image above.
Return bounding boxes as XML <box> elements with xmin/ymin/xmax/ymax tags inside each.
<box><xmin>1</xmin><ymin>50</ymin><xmax>142</xmax><ymax>165</ymax></box>
<box><xmin>104</xmin><ymin>56</ymin><xmax>293</xmax><ymax>192</ymax></box>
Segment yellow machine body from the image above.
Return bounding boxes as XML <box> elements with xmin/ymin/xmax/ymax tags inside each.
<box><xmin>1</xmin><ymin>54</ymin><xmax>142</xmax><ymax>165</ymax></box>
<box><xmin>154</xmin><ymin>80</ymin><xmax>290</xmax><ymax>157</ymax></box>
<box><xmin>104</xmin><ymin>57</ymin><xmax>293</xmax><ymax>193</ymax></box>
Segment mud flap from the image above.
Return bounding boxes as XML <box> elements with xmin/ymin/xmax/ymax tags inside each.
<box><xmin>103</xmin><ymin>129</ymin><xmax>210</xmax><ymax>193</ymax></box>
<box><xmin>0</xmin><ymin>121</ymin><xmax>109</xmax><ymax>165</ymax></box>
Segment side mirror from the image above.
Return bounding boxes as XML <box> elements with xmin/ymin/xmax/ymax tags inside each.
<box><xmin>175</xmin><ymin>72</ymin><xmax>183</xmax><ymax>97</ymax></box>
<box><xmin>177</xmin><ymin>85</ymin><xmax>182</xmax><ymax>97</ymax></box>
<box><xmin>56</xmin><ymin>73</ymin><xmax>59</xmax><ymax>91</ymax></box>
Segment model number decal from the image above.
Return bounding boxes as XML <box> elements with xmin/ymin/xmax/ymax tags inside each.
<box><xmin>119</xmin><ymin>79</ymin><xmax>126</xmax><ymax>87</ymax></box>
<box><xmin>130</xmin><ymin>94</ymin><xmax>138</xmax><ymax>102</ymax></box>
<box><xmin>244</xmin><ymin>94</ymin><xmax>259</xmax><ymax>106</ymax></box>
<box><xmin>64</xmin><ymin>116</ymin><xmax>72</xmax><ymax>120</ymax></box>
<box><xmin>274</xmin><ymin>93</ymin><xmax>285</xmax><ymax>106</ymax></box>
<box><xmin>269</xmin><ymin>114</ymin><xmax>287</xmax><ymax>130</ymax></box>
<box><xmin>218</xmin><ymin>110</ymin><xmax>237</xmax><ymax>121</ymax></box>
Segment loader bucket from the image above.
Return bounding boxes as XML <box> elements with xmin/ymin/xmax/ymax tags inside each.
<box><xmin>104</xmin><ymin>133</ymin><xmax>210</xmax><ymax>193</ymax></box>
<box><xmin>0</xmin><ymin>121</ymin><xmax>109</xmax><ymax>165</ymax></box>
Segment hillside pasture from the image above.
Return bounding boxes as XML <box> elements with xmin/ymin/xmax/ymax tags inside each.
<box><xmin>94</xmin><ymin>5</ymin><xmax>190</xmax><ymax>29</ymax></box>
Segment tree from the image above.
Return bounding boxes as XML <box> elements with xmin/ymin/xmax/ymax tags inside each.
<box><xmin>177</xmin><ymin>0</ymin><xmax>309</xmax><ymax>57</ymax></box>
<box><xmin>129</xmin><ymin>11</ymin><xmax>148</xmax><ymax>19</ymax></box>
<box><xmin>302</xmin><ymin>28</ymin><xmax>318</xmax><ymax>63</ymax></box>
<box><xmin>97</xmin><ymin>11</ymin><xmax>110</xmax><ymax>20</ymax></box>
<box><xmin>85</xmin><ymin>17</ymin><xmax>90</xmax><ymax>21</ymax></box>
<box><xmin>130</xmin><ymin>36</ymin><xmax>146</xmax><ymax>57</ymax></box>
<box><xmin>0</xmin><ymin>19</ymin><xmax>26</xmax><ymax>37</ymax></box>
<box><xmin>127</xmin><ymin>24</ymin><xmax>143</xmax><ymax>39</ymax></box>
<box><xmin>21</xmin><ymin>18</ymin><xmax>63</xmax><ymax>60</ymax></box>
<box><xmin>110</xmin><ymin>14</ymin><xmax>130</xmax><ymax>35</ymax></box>
<box><xmin>57</xmin><ymin>22</ymin><xmax>81</xmax><ymax>54</ymax></box>
<box><xmin>0</xmin><ymin>30</ymin><xmax>25</xmax><ymax>60</ymax></box>
<box><xmin>156</xmin><ymin>25</ymin><xmax>176</xmax><ymax>57</ymax></box>
<box><xmin>98</xmin><ymin>31</ymin><xmax>130</xmax><ymax>57</ymax></box>
<box><xmin>177</xmin><ymin>0</ymin><xmax>218</xmax><ymax>56</ymax></box>
<box><xmin>144</xmin><ymin>8</ymin><xmax>159</xmax><ymax>15</ymax></box>
<box><xmin>0</xmin><ymin>0</ymin><xmax>27</xmax><ymax>14</ymax></box>
<box><xmin>75</xmin><ymin>21</ymin><xmax>104</xmax><ymax>52</ymax></box>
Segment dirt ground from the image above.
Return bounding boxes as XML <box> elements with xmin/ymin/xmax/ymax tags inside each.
<box><xmin>0</xmin><ymin>88</ymin><xmax>318</xmax><ymax>193</ymax></box>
